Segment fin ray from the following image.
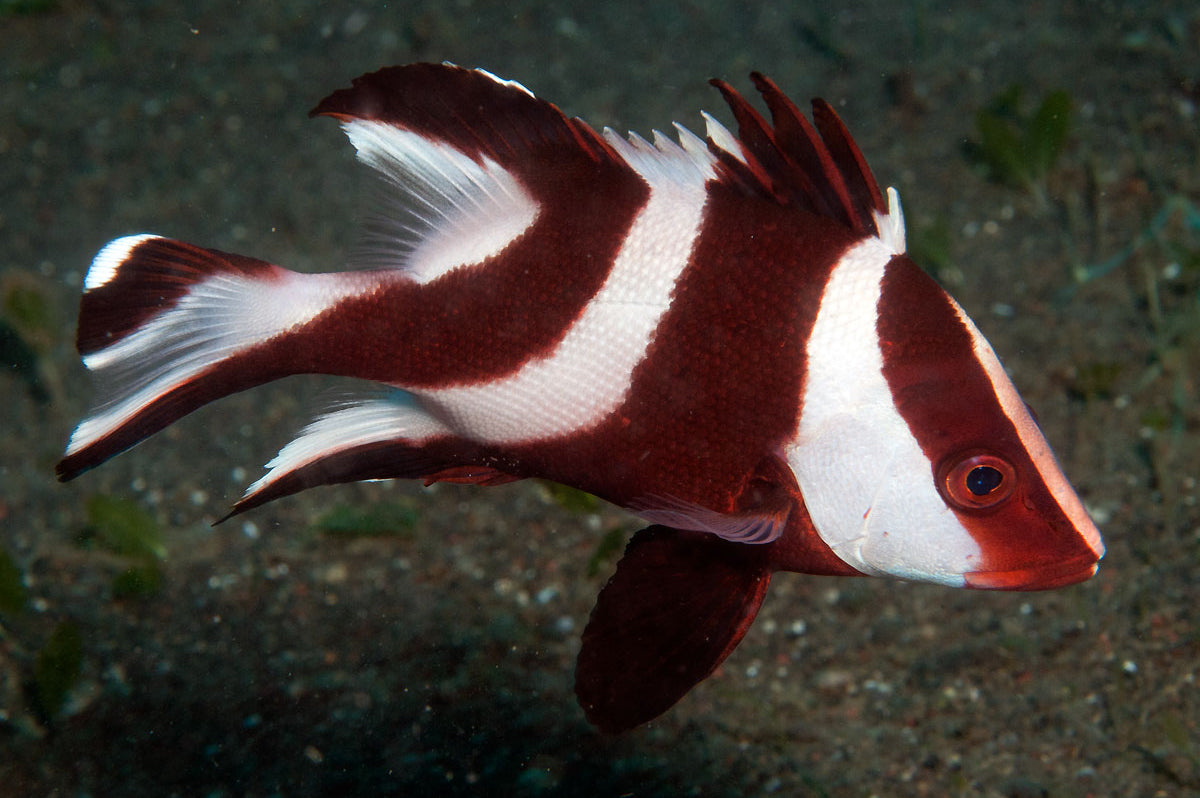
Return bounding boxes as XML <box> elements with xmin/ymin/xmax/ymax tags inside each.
<box><xmin>708</xmin><ymin>73</ymin><xmax>891</xmax><ymax>236</ymax></box>
<box><xmin>311</xmin><ymin>64</ymin><xmax>624</xmax><ymax>281</ymax></box>
<box><xmin>626</xmin><ymin>494</ymin><xmax>789</xmax><ymax>544</ymax></box>
<box><xmin>230</xmin><ymin>390</ymin><xmax>517</xmax><ymax>516</ymax></box>
<box><xmin>342</xmin><ymin>122</ymin><xmax>541</xmax><ymax>281</ymax></box>
<box><xmin>57</xmin><ymin>236</ymin><xmax>369</xmax><ymax>480</ymax></box>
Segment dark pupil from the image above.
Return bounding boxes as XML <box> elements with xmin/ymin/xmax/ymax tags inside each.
<box><xmin>966</xmin><ymin>465</ymin><xmax>1004</xmax><ymax>496</ymax></box>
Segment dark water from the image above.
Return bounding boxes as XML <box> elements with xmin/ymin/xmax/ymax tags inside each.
<box><xmin>2</xmin><ymin>2</ymin><xmax>1198</xmax><ymax>795</ymax></box>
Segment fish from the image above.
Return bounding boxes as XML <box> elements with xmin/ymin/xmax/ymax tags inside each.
<box><xmin>57</xmin><ymin>63</ymin><xmax>1105</xmax><ymax>732</ymax></box>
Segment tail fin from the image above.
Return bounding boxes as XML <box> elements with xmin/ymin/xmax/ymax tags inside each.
<box><xmin>57</xmin><ymin>235</ymin><xmax>365</xmax><ymax>480</ymax></box>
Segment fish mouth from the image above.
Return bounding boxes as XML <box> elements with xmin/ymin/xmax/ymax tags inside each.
<box><xmin>963</xmin><ymin>558</ymin><xmax>1100</xmax><ymax>591</ymax></box>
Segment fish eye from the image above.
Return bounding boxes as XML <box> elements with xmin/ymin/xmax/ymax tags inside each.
<box><xmin>938</xmin><ymin>452</ymin><xmax>1016</xmax><ymax>511</ymax></box>
<box><xmin>966</xmin><ymin>465</ymin><xmax>1004</xmax><ymax>496</ymax></box>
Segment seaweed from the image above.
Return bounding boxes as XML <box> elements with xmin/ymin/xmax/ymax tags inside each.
<box><xmin>966</xmin><ymin>84</ymin><xmax>1072</xmax><ymax>204</ymax></box>
<box><xmin>540</xmin><ymin>481</ymin><xmax>601</xmax><ymax>514</ymax></box>
<box><xmin>0</xmin><ymin>319</ymin><xmax>46</xmax><ymax>403</ymax></box>
<box><xmin>32</xmin><ymin>620</ymin><xmax>83</xmax><ymax>720</ymax></box>
<box><xmin>0</xmin><ymin>0</ymin><xmax>58</xmax><ymax>16</ymax></box>
<box><xmin>314</xmin><ymin>500</ymin><xmax>419</xmax><ymax>538</ymax></box>
<box><xmin>83</xmin><ymin>495</ymin><xmax>166</xmax><ymax>561</ymax></box>
<box><xmin>1155</xmin><ymin>711</ymin><xmax>1200</xmax><ymax>787</ymax></box>
<box><xmin>906</xmin><ymin>212</ymin><xmax>955</xmax><ymax>280</ymax></box>
<box><xmin>79</xmin><ymin>495</ymin><xmax>167</xmax><ymax>599</ymax></box>
<box><xmin>111</xmin><ymin>562</ymin><xmax>164</xmax><ymax>600</ymax></box>
<box><xmin>0</xmin><ymin>545</ymin><xmax>26</xmax><ymax>614</ymax></box>
<box><xmin>1070</xmin><ymin>195</ymin><xmax>1200</xmax><ymax>535</ymax></box>
<box><xmin>1067</xmin><ymin>360</ymin><xmax>1123</xmax><ymax>402</ymax></box>
<box><xmin>586</xmin><ymin>528</ymin><xmax>627</xmax><ymax>578</ymax></box>
<box><xmin>1</xmin><ymin>276</ymin><xmax>54</xmax><ymax>346</ymax></box>
<box><xmin>0</xmin><ymin>551</ymin><xmax>82</xmax><ymax>731</ymax></box>
<box><xmin>0</xmin><ymin>271</ymin><xmax>59</xmax><ymax>404</ymax></box>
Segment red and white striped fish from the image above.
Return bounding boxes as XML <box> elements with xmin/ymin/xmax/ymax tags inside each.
<box><xmin>57</xmin><ymin>64</ymin><xmax>1104</xmax><ymax>732</ymax></box>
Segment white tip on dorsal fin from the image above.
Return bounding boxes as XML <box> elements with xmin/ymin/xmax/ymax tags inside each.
<box><xmin>874</xmin><ymin>186</ymin><xmax>907</xmax><ymax>256</ymax></box>
<box><xmin>701</xmin><ymin>111</ymin><xmax>748</xmax><ymax>165</ymax></box>
<box><xmin>471</xmin><ymin>66</ymin><xmax>536</xmax><ymax>97</ymax></box>
<box><xmin>435</xmin><ymin>62</ymin><xmax>535</xmax><ymax>98</ymax></box>
<box><xmin>601</xmin><ymin>125</ymin><xmax>717</xmax><ymax>186</ymax></box>
<box><xmin>673</xmin><ymin>122</ymin><xmax>711</xmax><ymax>163</ymax></box>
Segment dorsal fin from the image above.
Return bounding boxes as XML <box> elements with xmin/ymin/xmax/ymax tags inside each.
<box><xmin>310</xmin><ymin>63</ymin><xmax>616</xmax><ymax>168</ymax></box>
<box><xmin>309</xmin><ymin>63</ymin><xmax>635</xmax><ymax>278</ymax></box>
<box><xmin>809</xmin><ymin>95</ymin><xmax>886</xmax><ymax>227</ymax></box>
<box><xmin>708</xmin><ymin>73</ymin><xmax>887</xmax><ymax>236</ymax></box>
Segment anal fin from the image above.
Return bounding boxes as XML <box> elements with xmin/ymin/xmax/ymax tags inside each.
<box><xmin>227</xmin><ymin>391</ymin><xmax>516</xmax><ymax>517</ymax></box>
<box><xmin>575</xmin><ymin>526</ymin><xmax>771</xmax><ymax>732</ymax></box>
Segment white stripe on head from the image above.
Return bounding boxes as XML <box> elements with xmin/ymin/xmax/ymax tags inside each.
<box><xmin>416</xmin><ymin>128</ymin><xmax>717</xmax><ymax>443</ymax></box>
<box><xmin>785</xmin><ymin>236</ymin><xmax>979</xmax><ymax>586</ymax></box>
<box><xmin>343</xmin><ymin>120</ymin><xmax>540</xmax><ymax>282</ymax></box>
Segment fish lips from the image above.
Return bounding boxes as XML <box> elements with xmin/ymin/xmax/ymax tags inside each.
<box><xmin>962</xmin><ymin>554</ymin><xmax>1101</xmax><ymax>591</ymax></box>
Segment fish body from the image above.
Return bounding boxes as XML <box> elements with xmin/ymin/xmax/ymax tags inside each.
<box><xmin>58</xmin><ymin>64</ymin><xmax>1104</xmax><ymax>731</ymax></box>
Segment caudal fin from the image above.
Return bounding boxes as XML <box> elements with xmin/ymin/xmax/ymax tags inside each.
<box><xmin>57</xmin><ymin>235</ymin><xmax>365</xmax><ymax>480</ymax></box>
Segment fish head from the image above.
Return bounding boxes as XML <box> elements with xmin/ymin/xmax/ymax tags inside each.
<box><xmin>787</xmin><ymin>237</ymin><xmax>1104</xmax><ymax>591</ymax></box>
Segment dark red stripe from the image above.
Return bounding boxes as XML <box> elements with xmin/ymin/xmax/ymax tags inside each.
<box><xmin>310</xmin><ymin>64</ymin><xmax>617</xmax><ymax>174</ymax></box>
<box><xmin>302</xmin><ymin>65</ymin><xmax>654</xmax><ymax>385</ymax></box>
<box><xmin>59</xmin><ymin>156</ymin><xmax>644</xmax><ymax>476</ymax></box>
<box><xmin>294</xmin><ymin>154</ymin><xmax>647</xmax><ymax>386</ymax></box>
<box><xmin>477</xmin><ymin>188</ymin><xmax>864</xmax><ymax>572</ymax></box>
<box><xmin>810</xmin><ymin>99</ymin><xmax>886</xmax><ymax>225</ymax></box>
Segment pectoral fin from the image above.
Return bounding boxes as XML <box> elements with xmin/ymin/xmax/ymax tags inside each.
<box><xmin>575</xmin><ymin>525</ymin><xmax>771</xmax><ymax>732</ymax></box>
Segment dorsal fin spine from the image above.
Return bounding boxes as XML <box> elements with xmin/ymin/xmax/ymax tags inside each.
<box><xmin>700</xmin><ymin>110</ymin><xmax>747</xmax><ymax>164</ymax></box>
<box><xmin>748</xmin><ymin>72</ymin><xmax>858</xmax><ymax>228</ymax></box>
<box><xmin>811</xmin><ymin>99</ymin><xmax>886</xmax><ymax>220</ymax></box>
<box><xmin>706</xmin><ymin>73</ymin><xmax>891</xmax><ymax>237</ymax></box>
